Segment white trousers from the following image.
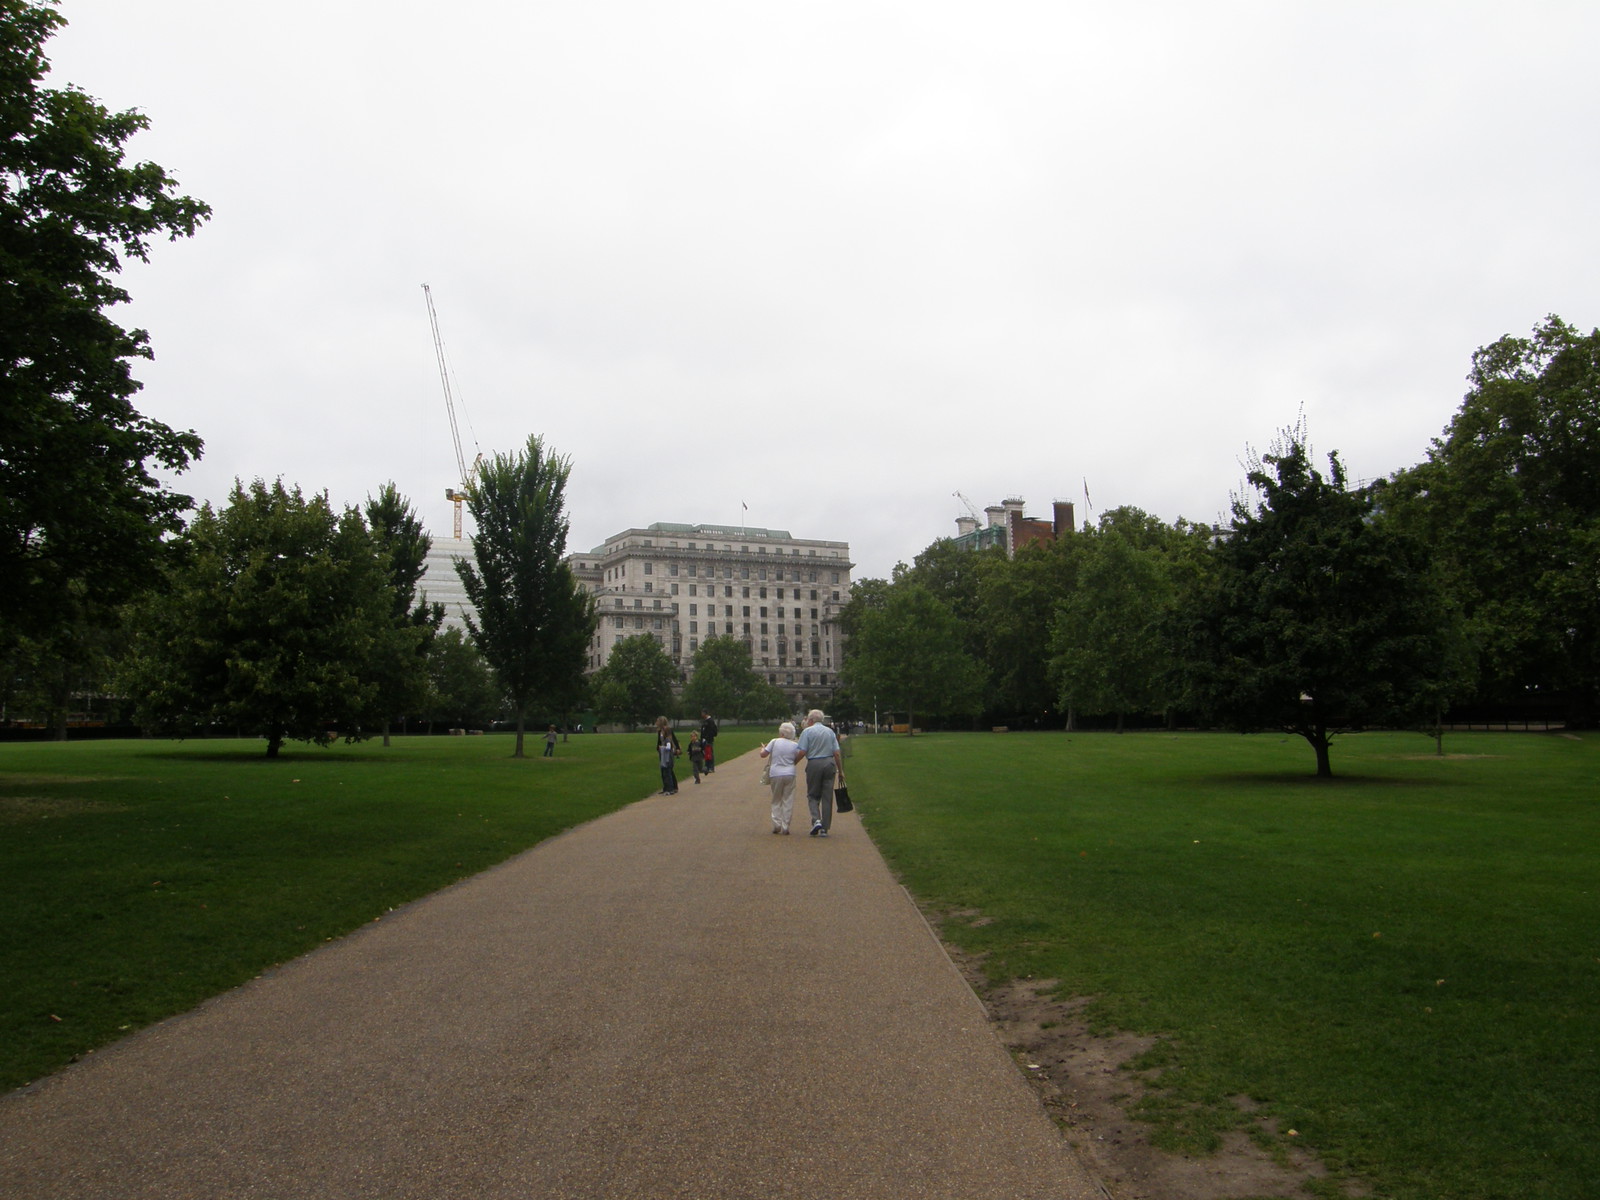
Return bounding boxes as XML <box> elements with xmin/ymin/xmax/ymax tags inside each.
<box><xmin>769</xmin><ymin>774</ymin><xmax>796</xmax><ymax>832</ymax></box>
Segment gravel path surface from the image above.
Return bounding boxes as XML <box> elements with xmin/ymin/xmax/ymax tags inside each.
<box><xmin>0</xmin><ymin>748</ymin><xmax>1101</xmax><ymax>1199</ymax></box>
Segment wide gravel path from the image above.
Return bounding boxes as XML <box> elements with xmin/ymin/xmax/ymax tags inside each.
<box><xmin>0</xmin><ymin>747</ymin><xmax>1101</xmax><ymax>1199</ymax></box>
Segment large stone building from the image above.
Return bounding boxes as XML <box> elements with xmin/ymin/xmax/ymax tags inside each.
<box><xmin>569</xmin><ymin>522</ymin><xmax>852</xmax><ymax>706</ymax></box>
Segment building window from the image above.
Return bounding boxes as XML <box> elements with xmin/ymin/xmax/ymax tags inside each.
<box><xmin>742</xmin><ymin>606</ymin><xmax>750</xmax><ymax>618</ymax></box>
<box><xmin>689</xmin><ymin>584</ymin><xmax>697</xmax><ymax>596</ymax></box>
<box><xmin>643</xmin><ymin>562</ymin><xmax>652</xmax><ymax>575</ymax></box>
<box><xmin>690</xmin><ymin>621</ymin><xmax>698</xmax><ymax>633</ymax></box>
<box><xmin>644</xmin><ymin>581</ymin><xmax>652</xmax><ymax>593</ymax></box>
<box><xmin>742</xmin><ymin>622</ymin><xmax>751</xmax><ymax>634</ymax></box>
<box><xmin>634</xmin><ymin>617</ymin><xmax>644</xmax><ymax>629</ymax></box>
<box><xmin>653</xmin><ymin>618</ymin><xmax>663</xmax><ymax>630</ymax></box>
<box><xmin>724</xmin><ymin>605</ymin><xmax>733</xmax><ymax>617</ymax></box>
<box><xmin>688</xmin><ymin>565</ymin><xmax>697</xmax><ymax>577</ymax></box>
<box><xmin>634</xmin><ymin>599</ymin><xmax>643</xmax><ymax>609</ymax></box>
<box><xmin>831</xmin><ymin>572</ymin><xmax>840</xmax><ymax>584</ymax></box>
<box><xmin>742</xmin><ymin>586</ymin><xmax>750</xmax><ymax>598</ymax></box>
<box><xmin>724</xmin><ymin>586</ymin><xmax>733</xmax><ymax>597</ymax></box>
<box><xmin>671</xmin><ymin>583</ymin><xmax>679</xmax><ymax>595</ymax></box>
<box><xmin>759</xmin><ymin>587</ymin><xmax>767</xmax><ymax>599</ymax></box>
<box><xmin>740</xmin><ymin>567</ymin><xmax>749</xmax><ymax>580</ymax></box>
<box><xmin>759</xmin><ymin>607</ymin><xmax>767</xmax><ymax>618</ymax></box>
<box><xmin>689</xmin><ymin>603</ymin><xmax>697</xmax><ymax>616</ymax></box>
<box><xmin>669</xmin><ymin>563</ymin><xmax>678</xmax><ymax>576</ymax></box>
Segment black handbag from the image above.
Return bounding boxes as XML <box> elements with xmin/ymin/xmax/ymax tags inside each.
<box><xmin>834</xmin><ymin>785</ymin><xmax>854</xmax><ymax>813</ymax></box>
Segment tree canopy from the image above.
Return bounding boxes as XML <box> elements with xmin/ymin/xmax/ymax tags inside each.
<box><xmin>1379</xmin><ymin>315</ymin><xmax>1600</xmax><ymax>725</ymax></box>
<box><xmin>839</xmin><ymin>582</ymin><xmax>985</xmax><ymax>732</ymax></box>
<box><xmin>121</xmin><ymin>479</ymin><xmax>417</xmax><ymax>758</ymax></box>
<box><xmin>0</xmin><ymin>0</ymin><xmax>210</xmax><ymax>644</ymax></box>
<box><xmin>591</xmin><ymin>633</ymin><xmax>678</xmax><ymax>729</ymax></box>
<box><xmin>682</xmin><ymin>634</ymin><xmax>789</xmax><ymax>721</ymax></box>
<box><xmin>457</xmin><ymin>435</ymin><xmax>596</xmax><ymax>757</ymax></box>
<box><xmin>1173</xmin><ymin>436</ymin><xmax>1464</xmax><ymax>776</ymax></box>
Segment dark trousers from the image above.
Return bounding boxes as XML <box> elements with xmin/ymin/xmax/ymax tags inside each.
<box><xmin>660</xmin><ymin>764</ymin><xmax>678</xmax><ymax>793</ymax></box>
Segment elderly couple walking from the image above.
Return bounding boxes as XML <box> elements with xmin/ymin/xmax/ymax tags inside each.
<box><xmin>759</xmin><ymin>710</ymin><xmax>847</xmax><ymax>837</ymax></box>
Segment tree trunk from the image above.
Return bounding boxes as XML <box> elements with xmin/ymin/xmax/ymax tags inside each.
<box><xmin>1310</xmin><ymin>729</ymin><xmax>1333</xmax><ymax>778</ymax></box>
<box><xmin>513</xmin><ymin>709</ymin><xmax>526</xmax><ymax>757</ymax></box>
<box><xmin>382</xmin><ymin>719</ymin><xmax>392</xmax><ymax>748</ymax></box>
<box><xmin>1115</xmin><ymin>712</ymin><xmax>1125</xmax><ymax>734</ymax></box>
<box><xmin>266</xmin><ymin>729</ymin><xmax>284</xmax><ymax>759</ymax></box>
<box><xmin>906</xmin><ymin>705</ymin><xmax>915</xmax><ymax>735</ymax></box>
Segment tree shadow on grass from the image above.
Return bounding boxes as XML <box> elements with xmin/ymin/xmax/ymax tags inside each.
<box><xmin>1202</xmin><ymin>771</ymin><xmax>1451</xmax><ymax>789</ymax></box>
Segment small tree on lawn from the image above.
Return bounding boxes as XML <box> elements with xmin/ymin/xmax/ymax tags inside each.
<box><xmin>1173</xmin><ymin>433</ymin><xmax>1465</xmax><ymax>777</ymax></box>
<box><xmin>121</xmin><ymin>479</ymin><xmax>413</xmax><ymax>758</ymax></box>
<box><xmin>456</xmin><ymin>435</ymin><xmax>596</xmax><ymax>757</ymax></box>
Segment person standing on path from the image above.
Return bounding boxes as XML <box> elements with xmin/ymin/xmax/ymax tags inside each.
<box><xmin>795</xmin><ymin>709</ymin><xmax>845</xmax><ymax>837</ymax></box>
<box><xmin>759</xmin><ymin>721</ymin><xmax>801</xmax><ymax>834</ymax></box>
<box><xmin>543</xmin><ymin>725</ymin><xmax>558</xmax><ymax>758</ymax></box>
<box><xmin>654</xmin><ymin>716</ymin><xmax>681</xmax><ymax>795</ymax></box>
<box><xmin>699</xmin><ymin>710</ymin><xmax>719</xmax><ymax>773</ymax></box>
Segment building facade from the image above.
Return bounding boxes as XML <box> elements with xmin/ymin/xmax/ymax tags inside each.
<box><xmin>951</xmin><ymin>496</ymin><xmax>1074</xmax><ymax>557</ymax></box>
<box><xmin>419</xmin><ymin>541</ymin><xmax>475</xmax><ymax>632</ymax></box>
<box><xmin>569</xmin><ymin>522</ymin><xmax>852</xmax><ymax>707</ymax></box>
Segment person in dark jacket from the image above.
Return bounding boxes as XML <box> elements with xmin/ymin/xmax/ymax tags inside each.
<box><xmin>699</xmin><ymin>711</ymin><xmax>719</xmax><ymax>773</ymax></box>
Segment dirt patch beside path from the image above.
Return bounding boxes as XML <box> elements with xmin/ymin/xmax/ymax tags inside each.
<box><xmin>939</xmin><ymin>932</ymin><xmax>1362</xmax><ymax>1200</ymax></box>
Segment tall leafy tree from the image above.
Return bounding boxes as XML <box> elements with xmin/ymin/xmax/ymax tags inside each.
<box><xmin>591</xmin><ymin>633</ymin><xmax>677</xmax><ymax>729</ymax></box>
<box><xmin>682</xmin><ymin>634</ymin><xmax>789</xmax><ymax>721</ymax></box>
<box><xmin>121</xmin><ymin>480</ymin><xmax>413</xmax><ymax>758</ymax></box>
<box><xmin>1174</xmin><ymin>436</ymin><xmax>1464</xmax><ymax>777</ymax></box>
<box><xmin>977</xmin><ymin>537</ymin><xmax>1082</xmax><ymax>725</ymax></box>
<box><xmin>1050</xmin><ymin>520</ymin><xmax>1175</xmax><ymax>731</ymax></box>
<box><xmin>1379</xmin><ymin>316</ymin><xmax>1600</xmax><ymax>725</ymax></box>
<box><xmin>1</xmin><ymin>0</ymin><xmax>210</xmax><ymax>644</ymax></box>
<box><xmin>364</xmin><ymin>482</ymin><xmax>443</xmax><ymax>744</ymax></box>
<box><xmin>840</xmin><ymin>582</ymin><xmax>985</xmax><ymax>732</ymax></box>
<box><xmin>456</xmin><ymin>435</ymin><xmax>596</xmax><ymax>757</ymax></box>
<box><xmin>423</xmin><ymin>627</ymin><xmax>503</xmax><ymax>731</ymax></box>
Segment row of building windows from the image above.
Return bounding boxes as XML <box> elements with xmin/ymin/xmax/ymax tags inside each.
<box><xmin>626</xmin><ymin>563</ymin><xmax>841</xmax><ymax>585</ymax></box>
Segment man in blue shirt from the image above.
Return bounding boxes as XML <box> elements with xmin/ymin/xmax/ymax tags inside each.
<box><xmin>796</xmin><ymin>709</ymin><xmax>846</xmax><ymax>837</ymax></box>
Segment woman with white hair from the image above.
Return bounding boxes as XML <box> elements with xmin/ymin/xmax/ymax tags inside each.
<box><xmin>759</xmin><ymin>720</ymin><xmax>802</xmax><ymax>834</ymax></box>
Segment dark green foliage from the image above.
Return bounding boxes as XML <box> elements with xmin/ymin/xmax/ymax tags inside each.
<box><xmin>681</xmin><ymin>634</ymin><xmax>789</xmax><ymax>721</ymax></box>
<box><xmin>839</xmin><ymin>582</ymin><xmax>986</xmax><ymax>730</ymax></box>
<box><xmin>1174</xmin><ymin>437</ymin><xmax>1465</xmax><ymax>775</ymax></box>
<box><xmin>1050</xmin><ymin>508</ymin><xmax>1207</xmax><ymax>730</ymax></box>
<box><xmin>1379</xmin><ymin>316</ymin><xmax>1600</xmax><ymax>725</ymax></box>
<box><xmin>456</xmin><ymin>436</ymin><xmax>596</xmax><ymax>756</ymax></box>
<box><xmin>590</xmin><ymin>633</ymin><xmax>677</xmax><ymax>728</ymax></box>
<box><xmin>363</xmin><ymin>483</ymin><xmax>443</xmax><ymax>743</ymax></box>
<box><xmin>0</xmin><ymin>0</ymin><xmax>210</xmax><ymax>644</ymax></box>
<box><xmin>120</xmin><ymin>480</ymin><xmax>415</xmax><ymax>758</ymax></box>
<box><xmin>423</xmin><ymin>628</ymin><xmax>503</xmax><ymax>729</ymax></box>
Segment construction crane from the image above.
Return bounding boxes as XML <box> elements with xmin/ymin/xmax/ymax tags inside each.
<box><xmin>953</xmin><ymin>491</ymin><xmax>982</xmax><ymax>522</ymax></box>
<box><xmin>422</xmin><ymin>283</ymin><xmax>480</xmax><ymax>541</ymax></box>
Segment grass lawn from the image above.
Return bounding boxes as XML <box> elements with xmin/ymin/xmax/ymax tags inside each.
<box><xmin>845</xmin><ymin>729</ymin><xmax>1599</xmax><ymax>1200</ymax></box>
<box><xmin>0</xmin><ymin>727</ymin><xmax>766</xmax><ymax>1092</ymax></box>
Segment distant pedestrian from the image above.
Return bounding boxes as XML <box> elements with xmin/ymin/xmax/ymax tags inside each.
<box><xmin>699</xmin><ymin>710</ymin><xmax>719</xmax><ymax>772</ymax></box>
<box><xmin>688</xmin><ymin>732</ymin><xmax>705</xmax><ymax>784</ymax></box>
<box><xmin>796</xmin><ymin>709</ymin><xmax>845</xmax><ymax>837</ymax></box>
<box><xmin>759</xmin><ymin>721</ymin><xmax>801</xmax><ymax>834</ymax></box>
<box><xmin>654</xmin><ymin>716</ymin><xmax>681</xmax><ymax>795</ymax></box>
<box><xmin>543</xmin><ymin>725</ymin><xmax>558</xmax><ymax>757</ymax></box>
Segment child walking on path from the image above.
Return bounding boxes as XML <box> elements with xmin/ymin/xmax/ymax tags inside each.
<box><xmin>688</xmin><ymin>733</ymin><xmax>705</xmax><ymax>784</ymax></box>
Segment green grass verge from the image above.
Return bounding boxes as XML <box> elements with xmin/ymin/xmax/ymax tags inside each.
<box><xmin>0</xmin><ymin>728</ymin><xmax>765</xmax><ymax>1092</ymax></box>
<box><xmin>845</xmin><ymin>730</ymin><xmax>1599</xmax><ymax>1200</ymax></box>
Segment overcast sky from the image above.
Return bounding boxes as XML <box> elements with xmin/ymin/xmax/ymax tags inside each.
<box><xmin>49</xmin><ymin>0</ymin><xmax>1600</xmax><ymax>580</ymax></box>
